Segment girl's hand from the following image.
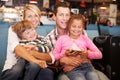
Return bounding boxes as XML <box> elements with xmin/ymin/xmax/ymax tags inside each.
<box><xmin>65</xmin><ymin>49</ymin><xmax>82</xmax><ymax>56</ymax></box>
<box><xmin>82</xmin><ymin>50</ymin><xmax>88</xmax><ymax>56</ymax></box>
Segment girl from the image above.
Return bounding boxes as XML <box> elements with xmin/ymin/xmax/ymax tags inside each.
<box><xmin>53</xmin><ymin>14</ymin><xmax>102</xmax><ymax>80</ymax></box>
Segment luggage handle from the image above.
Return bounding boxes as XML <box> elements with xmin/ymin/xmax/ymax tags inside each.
<box><xmin>94</xmin><ymin>36</ymin><xmax>108</xmax><ymax>43</ymax></box>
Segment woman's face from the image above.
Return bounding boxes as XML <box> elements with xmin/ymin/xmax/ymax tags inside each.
<box><xmin>24</xmin><ymin>10</ymin><xmax>40</xmax><ymax>29</ymax></box>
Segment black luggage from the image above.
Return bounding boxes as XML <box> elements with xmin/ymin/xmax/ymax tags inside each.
<box><xmin>93</xmin><ymin>36</ymin><xmax>120</xmax><ymax>80</ymax></box>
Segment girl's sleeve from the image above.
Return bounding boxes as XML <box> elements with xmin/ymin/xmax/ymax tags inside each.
<box><xmin>85</xmin><ymin>36</ymin><xmax>102</xmax><ymax>59</ymax></box>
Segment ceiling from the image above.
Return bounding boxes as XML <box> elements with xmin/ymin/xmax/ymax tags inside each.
<box><xmin>67</xmin><ymin>0</ymin><xmax>113</xmax><ymax>3</ymax></box>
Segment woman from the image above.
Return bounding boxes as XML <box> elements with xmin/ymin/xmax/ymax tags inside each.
<box><xmin>1</xmin><ymin>4</ymin><xmax>54</xmax><ymax>80</ymax></box>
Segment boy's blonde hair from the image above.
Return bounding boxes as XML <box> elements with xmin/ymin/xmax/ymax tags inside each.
<box><xmin>12</xmin><ymin>20</ymin><xmax>33</xmax><ymax>39</ymax></box>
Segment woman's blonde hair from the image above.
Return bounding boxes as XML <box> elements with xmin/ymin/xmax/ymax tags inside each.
<box><xmin>23</xmin><ymin>4</ymin><xmax>41</xmax><ymax>19</ymax></box>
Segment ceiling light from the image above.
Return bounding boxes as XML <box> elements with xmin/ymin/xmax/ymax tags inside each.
<box><xmin>30</xmin><ymin>0</ymin><xmax>37</xmax><ymax>4</ymax></box>
<box><xmin>100</xmin><ymin>2</ymin><xmax>107</xmax><ymax>9</ymax></box>
<box><xmin>1</xmin><ymin>0</ymin><xmax>8</xmax><ymax>1</ymax></box>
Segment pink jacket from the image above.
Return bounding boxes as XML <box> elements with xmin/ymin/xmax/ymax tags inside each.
<box><xmin>53</xmin><ymin>34</ymin><xmax>102</xmax><ymax>60</ymax></box>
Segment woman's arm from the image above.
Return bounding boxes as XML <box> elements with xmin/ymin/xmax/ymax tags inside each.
<box><xmin>14</xmin><ymin>45</ymin><xmax>38</xmax><ymax>62</ymax></box>
<box><xmin>14</xmin><ymin>45</ymin><xmax>48</xmax><ymax>68</ymax></box>
<box><xmin>18</xmin><ymin>42</ymin><xmax>52</xmax><ymax>63</ymax></box>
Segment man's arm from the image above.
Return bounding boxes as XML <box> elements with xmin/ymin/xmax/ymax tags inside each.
<box><xmin>30</xmin><ymin>50</ymin><xmax>52</xmax><ymax>63</ymax></box>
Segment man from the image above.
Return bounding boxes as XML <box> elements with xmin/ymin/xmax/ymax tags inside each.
<box><xmin>46</xmin><ymin>1</ymin><xmax>109</xmax><ymax>80</ymax></box>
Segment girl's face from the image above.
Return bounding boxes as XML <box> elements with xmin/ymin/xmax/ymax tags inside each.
<box><xmin>24</xmin><ymin>10</ymin><xmax>40</xmax><ymax>29</ymax></box>
<box><xmin>22</xmin><ymin>28</ymin><xmax>37</xmax><ymax>41</ymax></box>
<box><xmin>69</xmin><ymin>19</ymin><xmax>84</xmax><ymax>39</ymax></box>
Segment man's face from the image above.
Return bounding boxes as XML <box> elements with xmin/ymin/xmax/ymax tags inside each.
<box><xmin>55</xmin><ymin>7</ymin><xmax>70</xmax><ymax>30</ymax></box>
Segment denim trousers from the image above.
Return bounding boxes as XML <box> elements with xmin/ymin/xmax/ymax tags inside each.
<box><xmin>1</xmin><ymin>58</ymin><xmax>54</xmax><ymax>80</ymax></box>
<box><xmin>1</xmin><ymin>58</ymin><xmax>26</xmax><ymax>80</ymax></box>
<box><xmin>36</xmin><ymin>68</ymin><xmax>54</xmax><ymax>80</ymax></box>
<box><xmin>66</xmin><ymin>63</ymin><xmax>99</xmax><ymax>80</ymax></box>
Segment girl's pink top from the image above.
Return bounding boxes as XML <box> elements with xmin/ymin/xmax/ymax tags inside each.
<box><xmin>53</xmin><ymin>34</ymin><xmax>102</xmax><ymax>60</ymax></box>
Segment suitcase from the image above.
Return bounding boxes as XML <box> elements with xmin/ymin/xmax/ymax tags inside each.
<box><xmin>93</xmin><ymin>36</ymin><xmax>120</xmax><ymax>80</ymax></box>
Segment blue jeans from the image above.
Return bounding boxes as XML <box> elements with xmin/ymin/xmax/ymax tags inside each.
<box><xmin>57</xmin><ymin>72</ymin><xmax>69</xmax><ymax>80</ymax></box>
<box><xmin>1</xmin><ymin>58</ymin><xmax>54</xmax><ymax>80</ymax></box>
<box><xmin>1</xmin><ymin>58</ymin><xmax>26</xmax><ymax>80</ymax></box>
<box><xmin>36</xmin><ymin>68</ymin><xmax>54</xmax><ymax>80</ymax></box>
<box><xmin>24</xmin><ymin>61</ymin><xmax>54</xmax><ymax>80</ymax></box>
<box><xmin>24</xmin><ymin>60</ymin><xmax>42</xmax><ymax>80</ymax></box>
<box><xmin>66</xmin><ymin>63</ymin><xmax>99</xmax><ymax>80</ymax></box>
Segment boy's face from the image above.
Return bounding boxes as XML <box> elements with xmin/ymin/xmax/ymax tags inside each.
<box><xmin>22</xmin><ymin>28</ymin><xmax>37</xmax><ymax>41</ymax></box>
<box><xmin>55</xmin><ymin>7</ymin><xmax>70</xmax><ymax>30</ymax></box>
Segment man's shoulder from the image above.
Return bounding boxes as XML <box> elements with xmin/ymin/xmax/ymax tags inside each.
<box><xmin>46</xmin><ymin>29</ymin><xmax>56</xmax><ymax>37</ymax></box>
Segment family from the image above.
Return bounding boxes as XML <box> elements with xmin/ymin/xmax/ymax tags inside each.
<box><xmin>0</xmin><ymin>2</ymin><xmax>109</xmax><ymax>80</ymax></box>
